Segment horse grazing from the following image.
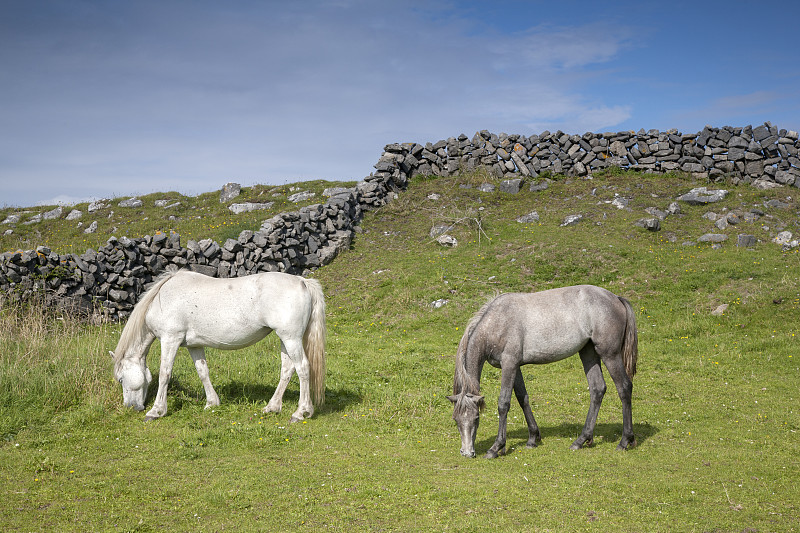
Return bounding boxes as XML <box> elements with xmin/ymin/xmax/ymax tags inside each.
<box><xmin>448</xmin><ymin>285</ymin><xmax>638</xmax><ymax>458</ymax></box>
<box><xmin>111</xmin><ymin>270</ymin><xmax>326</xmax><ymax>422</ymax></box>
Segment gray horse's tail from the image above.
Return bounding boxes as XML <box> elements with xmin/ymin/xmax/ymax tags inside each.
<box><xmin>301</xmin><ymin>277</ymin><xmax>327</xmax><ymax>407</ymax></box>
<box><xmin>618</xmin><ymin>296</ymin><xmax>638</xmax><ymax>379</ymax></box>
<box><xmin>112</xmin><ymin>271</ymin><xmax>176</xmax><ymax>376</ymax></box>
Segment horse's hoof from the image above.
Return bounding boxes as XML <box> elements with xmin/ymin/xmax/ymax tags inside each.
<box><xmin>617</xmin><ymin>439</ymin><xmax>636</xmax><ymax>451</ymax></box>
<box><xmin>289</xmin><ymin>416</ymin><xmax>303</xmax><ymax>424</ymax></box>
<box><xmin>484</xmin><ymin>446</ymin><xmax>504</xmax><ymax>459</ymax></box>
<box><xmin>526</xmin><ymin>436</ymin><xmax>542</xmax><ymax>448</ymax></box>
<box><xmin>570</xmin><ymin>437</ymin><xmax>592</xmax><ymax>450</ymax></box>
<box><xmin>143</xmin><ymin>415</ymin><xmax>156</xmax><ymax>422</ymax></box>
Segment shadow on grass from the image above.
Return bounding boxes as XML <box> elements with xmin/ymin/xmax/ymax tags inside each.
<box><xmin>157</xmin><ymin>377</ymin><xmax>362</xmax><ymax>417</ymax></box>
<box><xmin>476</xmin><ymin>421</ymin><xmax>658</xmax><ymax>453</ymax></box>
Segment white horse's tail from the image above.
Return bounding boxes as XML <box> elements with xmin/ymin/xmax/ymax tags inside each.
<box><xmin>301</xmin><ymin>277</ymin><xmax>327</xmax><ymax>407</ymax></box>
<box><xmin>112</xmin><ymin>271</ymin><xmax>176</xmax><ymax>375</ymax></box>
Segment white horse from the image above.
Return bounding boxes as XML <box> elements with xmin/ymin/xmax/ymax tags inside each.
<box><xmin>111</xmin><ymin>270</ymin><xmax>326</xmax><ymax>422</ymax></box>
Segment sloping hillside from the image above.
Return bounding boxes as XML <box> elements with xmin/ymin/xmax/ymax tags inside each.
<box><xmin>1</xmin><ymin>169</ymin><xmax>799</xmax><ymax>531</ymax></box>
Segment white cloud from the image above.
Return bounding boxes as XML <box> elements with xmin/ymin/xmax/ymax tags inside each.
<box><xmin>490</xmin><ymin>22</ymin><xmax>632</xmax><ymax>71</ymax></box>
<box><xmin>0</xmin><ymin>2</ymin><xmax>635</xmax><ymax>206</ymax></box>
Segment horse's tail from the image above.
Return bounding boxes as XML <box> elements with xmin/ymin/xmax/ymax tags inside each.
<box><xmin>453</xmin><ymin>296</ymin><xmax>495</xmax><ymax>397</ymax></box>
<box><xmin>112</xmin><ymin>271</ymin><xmax>176</xmax><ymax>375</ymax></box>
<box><xmin>301</xmin><ymin>277</ymin><xmax>327</xmax><ymax>407</ymax></box>
<box><xmin>618</xmin><ymin>296</ymin><xmax>638</xmax><ymax>379</ymax></box>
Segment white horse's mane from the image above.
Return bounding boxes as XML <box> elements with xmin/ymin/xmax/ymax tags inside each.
<box><xmin>112</xmin><ymin>271</ymin><xmax>176</xmax><ymax>375</ymax></box>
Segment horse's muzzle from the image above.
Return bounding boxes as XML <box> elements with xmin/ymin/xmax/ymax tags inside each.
<box><xmin>124</xmin><ymin>400</ymin><xmax>146</xmax><ymax>411</ymax></box>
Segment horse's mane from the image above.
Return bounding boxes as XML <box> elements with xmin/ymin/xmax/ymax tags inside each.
<box><xmin>453</xmin><ymin>294</ymin><xmax>499</xmax><ymax>397</ymax></box>
<box><xmin>112</xmin><ymin>271</ymin><xmax>177</xmax><ymax>375</ymax></box>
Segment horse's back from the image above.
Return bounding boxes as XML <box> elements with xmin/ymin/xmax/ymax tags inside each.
<box><xmin>475</xmin><ymin>285</ymin><xmax>628</xmax><ymax>364</ymax></box>
<box><xmin>492</xmin><ymin>284</ymin><xmax>622</xmax><ymax>326</ymax></box>
<box><xmin>144</xmin><ymin>271</ymin><xmax>314</xmax><ymax>349</ymax></box>
<box><xmin>156</xmin><ymin>271</ymin><xmax>307</xmax><ymax>308</ymax></box>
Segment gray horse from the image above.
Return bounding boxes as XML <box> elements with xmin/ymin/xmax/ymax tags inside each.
<box><xmin>448</xmin><ymin>285</ymin><xmax>638</xmax><ymax>458</ymax></box>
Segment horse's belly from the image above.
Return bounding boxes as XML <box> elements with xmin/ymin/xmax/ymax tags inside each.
<box><xmin>183</xmin><ymin>326</ymin><xmax>271</xmax><ymax>350</ymax></box>
<box><xmin>522</xmin><ymin>335</ymin><xmax>589</xmax><ymax>364</ymax></box>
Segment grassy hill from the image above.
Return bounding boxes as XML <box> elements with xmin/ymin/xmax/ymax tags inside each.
<box><xmin>0</xmin><ymin>179</ymin><xmax>356</xmax><ymax>255</ymax></box>
<box><xmin>1</xmin><ymin>169</ymin><xmax>799</xmax><ymax>531</ymax></box>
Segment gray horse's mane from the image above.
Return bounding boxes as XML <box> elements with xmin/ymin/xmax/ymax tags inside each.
<box><xmin>112</xmin><ymin>271</ymin><xmax>177</xmax><ymax>376</ymax></box>
<box><xmin>453</xmin><ymin>293</ymin><xmax>500</xmax><ymax>397</ymax></box>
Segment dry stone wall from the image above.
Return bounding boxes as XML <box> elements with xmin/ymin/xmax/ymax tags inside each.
<box><xmin>0</xmin><ymin>187</ymin><xmax>381</xmax><ymax>319</ymax></box>
<box><xmin>2</xmin><ymin>122</ymin><xmax>798</xmax><ymax>319</ymax></box>
<box><xmin>382</xmin><ymin>122</ymin><xmax>800</xmax><ymax>187</ymax></box>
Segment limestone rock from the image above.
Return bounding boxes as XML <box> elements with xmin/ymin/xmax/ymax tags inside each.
<box><xmin>500</xmin><ymin>178</ymin><xmax>523</xmax><ymax>193</ymax></box>
<box><xmin>288</xmin><ymin>191</ymin><xmax>316</xmax><ymax>203</ymax></box>
<box><xmin>228</xmin><ymin>202</ymin><xmax>274</xmax><ymax>214</ymax></box>
<box><xmin>711</xmin><ymin>304</ymin><xmax>729</xmax><ymax>316</ymax></box>
<box><xmin>430</xmin><ymin>224</ymin><xmax>455</xmax><ymax>238</ymax></box>
<box><xmin>43</xmin><ymin>207</ymin><xmax>63</xmax><ymax>220</ymax></box>
<box><xmin>436</xmin><ymin>234</ymin><xmax>458</xmax><ymax>247</ymax></box>
<box><xmin>635</xmin><ymin>218</ymin><xmax>661</xmax><ymax>231</ymax></box>
<box><xmin>516</xmin><ymin>211</ymin><xmax>540</xmax><ymax>224</ymax></box>
<box><xmin>220</xmin><ymin>183</ymin><xmax>241</xmax><ymax>203</ymax></box>
<box><xmin>560</xmin><ymin>214</ymin><xmax>583</xmax><ymax>227</ymax></box>
<box><xmin>119</xmin><ymin>198</ymin><xmax>143</xmax><ymax>208</ymax></box>
<box><xmin>736</xmin><ymin>234</ymin><xmax>757</xmax><ymax>247</ymax></box>
<box><xmin>677</xmin><ymin>187</ymin><xmax>729</xmax><ymax>205</ymax></box>
<box><xmin>698</xmin><ymin>233</ymin><xmax>728</xmax><ymax>243</ymax></box>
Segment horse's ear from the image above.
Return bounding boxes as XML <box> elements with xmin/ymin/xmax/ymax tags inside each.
<box><xmin>109</xmin><ymin>351</ymin><xmax>115</xmax><ymax>358</ymax></box>
<box><xmin>468</xmin><ymin>394</ymin><xmax>485</xmax><ymax>410</ymax></box>
<box><xmin>446</xmin><ymin>394</ymin><xmax>459</xmax><ymax>404</ymax></box>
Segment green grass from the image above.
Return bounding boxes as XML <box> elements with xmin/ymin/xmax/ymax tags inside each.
<box><xmin>1</xmin><ymin>169</ymin><xmax>799</xmax><ymax>531</ymax></box>
<box><xmin>0</xmin><ymin>179</ymin><xmax>355</xmax><ymax>255</ymax></box>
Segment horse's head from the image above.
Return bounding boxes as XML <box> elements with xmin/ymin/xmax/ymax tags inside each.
<box><xmin>111</xmin><ymin>351</ymin><xmax>152</xmax><ymax>411</ymax></box>
<box><xmin>447</xmin><ymin>392</ymin><xmax>484</xmax><ymax>458</ymax></box>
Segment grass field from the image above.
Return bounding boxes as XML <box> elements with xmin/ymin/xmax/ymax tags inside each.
<box><xmin>0</xmin><ymin>179</ymin><xmax>355</xmax><ymax>255</ymax></box>
<box><xmin>1</xmin><ymin>170</ymin><xmax>799</xmax><ymax>531</ymax></box>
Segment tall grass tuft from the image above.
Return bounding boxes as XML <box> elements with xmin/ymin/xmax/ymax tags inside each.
<box><xmin>0</xmin><ymin>297</ymin><xmax>117</xmax><ymax>440</ymax></box>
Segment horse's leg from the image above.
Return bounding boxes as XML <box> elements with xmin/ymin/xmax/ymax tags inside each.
<box><xmin>602</xmin><ymin>353</ymin><xmax>636</xmax><ymax>450</ymax></box>
<box><xmin>264</xmin><ymin>350</ymin><xmax>295</xmax><ymax>414</ymax></box>
<box><xmin>513</xmin><ymin>369</ymin><xmax>542</xmax><ymax>448</ymax></box>
<box><xmin>144</xmin><ymin>338</ymin><xmax>181</xmax><ymax>421</ymax></box>
<box><xmin>485</xmin><ymin>364</ymin><xmax>517</xmax><ymax>459</ymax></box>
<box><xmin>571</xmin><ymin>344</ymin><xmax>607</xmax><ymax>450</ymax></box>
<box><xmin>188</xmin><ymin>347</ymin><xmax>220</xmax><ymax>409</ymax></box>
<box><xmin>280</xmin><ymin>336</ymin><xmax>314</xmax><ymax>422</ymax></box>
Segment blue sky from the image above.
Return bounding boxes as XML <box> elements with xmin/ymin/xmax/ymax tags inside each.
<box><xmin>2</xmin><ymin>0</ymin><xmax>799</xmax><ymax>207</ymax></box>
